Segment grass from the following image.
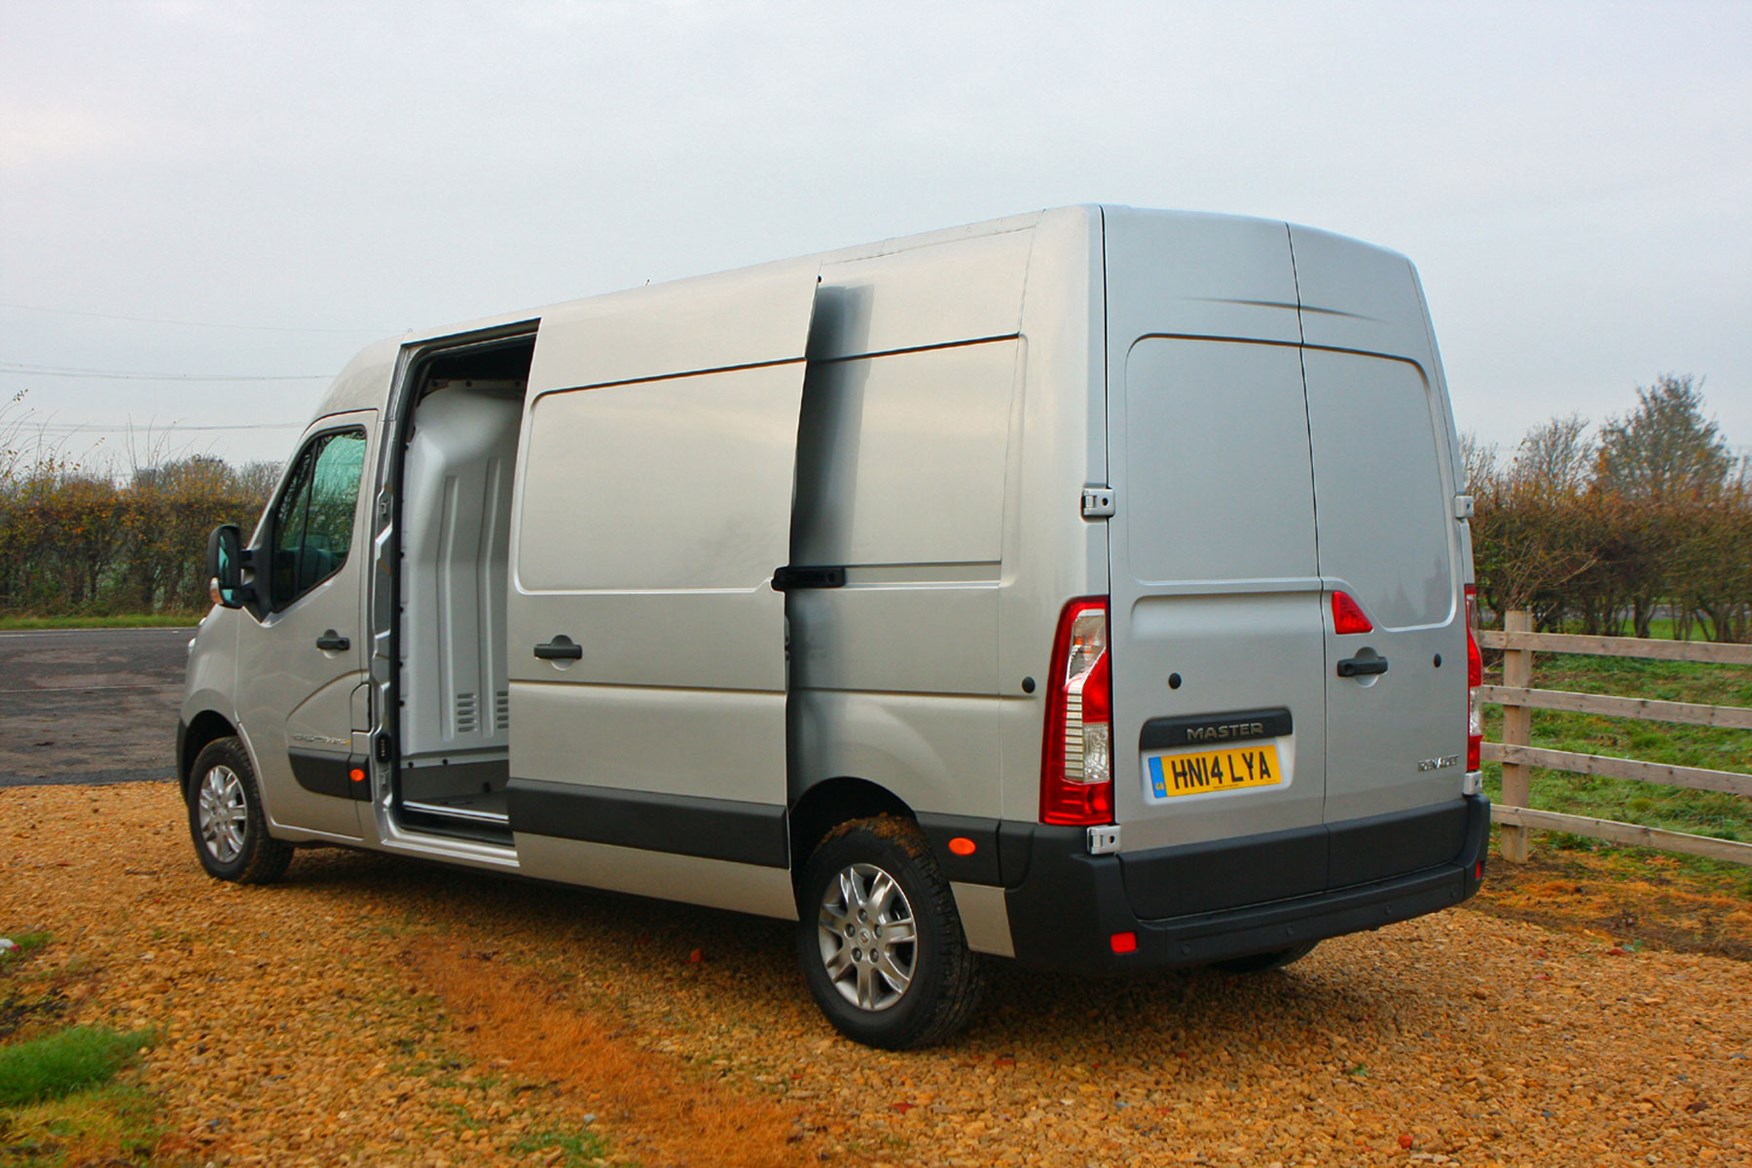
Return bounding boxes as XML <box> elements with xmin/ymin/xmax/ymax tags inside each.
<box><xmin>0</xmin><ymin>1026</ymin><xmax>155</xmax><ymax>1107</ymax></box>
<box><xmin>511</xmin><ymin>1126</ymin><xmax>612</xmax><ymax>1166</ymax></box>
<box><xmin>1</xmin><ymin>933</ymin><xmax>52</xmax><ymax>964</ymax></box>
<box><xmin>0</xmin><ymin>612</ymin><xmax>203</xmax><ymax>630</ymax></box>
<box><xmin>0</xmin><ymin>1080</ymin><xmax>164</xmax><ymax>1166</ymax></box>
<box><xmin>1482</xmin><ymin>648</ymin><xmax>1752</xmax><ymax>890</ymax></box>
<box><xmin>0</xmin><ymin>932</ymin><xmax>165</xmax><ymax>1163</ymax></box>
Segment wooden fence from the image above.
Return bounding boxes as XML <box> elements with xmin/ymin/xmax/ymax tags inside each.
<box><xmin>1478</xmin><ymin>611</ymin><xmax>1752</xmax><ymax>865</ymax></box>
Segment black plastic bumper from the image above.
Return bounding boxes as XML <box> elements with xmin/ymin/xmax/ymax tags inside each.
<box><xmin>1000</xmin><ymin>794</ymin><xmax>1490</xmax><ymax>974</ymax></box>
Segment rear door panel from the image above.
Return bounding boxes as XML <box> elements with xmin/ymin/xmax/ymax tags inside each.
<box><xmin>1289</xmin><ymin>226</ymin><xmax>1468</xmax><ymax>828</ymax></box>
<box><xmin>1106</xmin><ymin>335</ymin><xmax>1327</xmax><ymax>852</ymax></box>
<box><xmin>1305</xmin><ymin>348</ymin><xmax>1466</xmax><ymax>822</ymax></box>
<box><xmin>1102</xmin><ymin>212</ymin><xmax>1328</xmax><ymax>856</ymax></box>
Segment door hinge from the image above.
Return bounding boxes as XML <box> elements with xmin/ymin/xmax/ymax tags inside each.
<box><xmin>1087</xmin><ymin>825</ymin><xmax>1121</xmax><ymax>855</ymax></box>
<box><xmin>1081</xmin><ymin>487</ymin><xmax>1116</xmax><ymax>519</ymax></box>
<box><xmin>1453</xmin><ymin>494</ymin><xmax>1475</xmax><ymax>520</ymax></box>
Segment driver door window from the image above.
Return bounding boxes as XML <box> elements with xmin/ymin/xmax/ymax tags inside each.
<box><xmin>268</xmin><ymin>429</ymin><xmax>367</xmax><ymax>610</ymax></box>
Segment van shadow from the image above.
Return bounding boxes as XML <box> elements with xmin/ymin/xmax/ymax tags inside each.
<box><xmin>283</xmin><ymin>845</ymin><xmax>1447</xmax><ymax>1069</ymax></box>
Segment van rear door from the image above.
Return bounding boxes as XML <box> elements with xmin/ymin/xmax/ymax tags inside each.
<box><xmin>504</xmin><ymin>261</ymin><xmax>818</xmax><ymax>918</ymax></box>
<box><xmin>1101</xmin><ymin>211</ymin><xmax>1331</xmax><ymax>916</ymax></box>
<box><xmin>1289</xmin><ymin>227</ymin><xmax>1469</xmax><ymax>875</ymax></box>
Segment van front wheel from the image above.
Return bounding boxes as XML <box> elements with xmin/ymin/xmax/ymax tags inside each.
<box><xmin>187</xmin><ymin>737</ymin><xmax>293</xmax><ymax>884</ymax></box>
<box><xmin>796</xmin><ymin>816</ymin><xmax>985</xmax><ymax>1049</ymax></box>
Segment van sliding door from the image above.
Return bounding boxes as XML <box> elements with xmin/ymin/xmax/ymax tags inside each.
<box><xmin>504</xmin><ymin>261</ymin><xmax>818</xmax><ymax>918</ymax></box>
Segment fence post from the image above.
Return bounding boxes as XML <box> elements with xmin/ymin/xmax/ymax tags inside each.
<box><xmin>1498</xmin><ymin>609</ymin><xmax>1535</xmax><ymax>863</ymax></box>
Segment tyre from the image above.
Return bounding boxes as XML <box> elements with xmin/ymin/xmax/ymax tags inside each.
<box><xmin>795</xmin><ymin>815</ymin><xmax>986</xmax><ymax>1050</ymax></box>
<box><xmin>187</xmin><ymin>736</ymin><xmax>293</xmax><ymax>884</ymax></box>
<box><xmin>1211</xmin><ymin>940</ymin><xmax>1318</xmax><ymax>974</ymax></box>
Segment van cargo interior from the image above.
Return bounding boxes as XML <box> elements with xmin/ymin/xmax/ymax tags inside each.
<box><xmin>393</xmin><ymin>339</ymin><xmax>534</xmax><ymax>840</ymax></box>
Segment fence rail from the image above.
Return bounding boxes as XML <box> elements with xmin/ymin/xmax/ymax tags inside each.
<box><xmin>1480</xmin><ymin>611</ymin><xmax>1752</xmax><ymax>866</ymax></box>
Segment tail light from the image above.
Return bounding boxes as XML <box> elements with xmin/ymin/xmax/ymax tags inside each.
<box><xmin>1465</xmin><ymin>584</ymin><xmax>1482</xmax><ymax>772</ymax></box>
<box><xmin>1041</xmin><ymin>598</ymin><xmax>1114</xmax><ymax>826</ymax></box>
<box><xmin>1331</xmin><ymin>590</ymin><xmax>1373</xmax><ymax>634</ymax></box>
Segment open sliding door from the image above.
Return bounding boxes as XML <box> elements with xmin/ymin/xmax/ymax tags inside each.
<box><xmin>506</xmin><ymin>261</ymin><xmax>819</xmax><ymax>918</ymax></box>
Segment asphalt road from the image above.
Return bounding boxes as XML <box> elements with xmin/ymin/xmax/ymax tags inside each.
<box><xmin>0</xmin><ymin>626</ymin><xmax>194</xmax><ymax>787</ymax></box>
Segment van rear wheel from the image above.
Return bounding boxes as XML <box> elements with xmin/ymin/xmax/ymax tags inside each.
<box><xmin>187</xmin><ymin>737</ymin><xmax>293</xmax><ymax>884</ymax></box>
<box><xmin>796</xmin><ymin>816</ymin><xmax>985</xmax><ymax>1049</ymax></box>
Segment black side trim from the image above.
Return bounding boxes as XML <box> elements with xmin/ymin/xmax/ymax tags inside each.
<box><xmin>1140</xmin><ymin>707</ymin><xmax>1292</xmax><ymax>751</ymax></box>
<box><xmin>916</xmin><ymin>813</ymin><xmax>1003</xmax><ymax>885</ymax></box>
<box><xmin>771</xmin><ymin>564</ymin><xmax>846</xmax><ymax>591</ymax></box>
<box><xmin>175</xmin><ymin>719</ymin><xmax>190</xmax><ymax>784</ymax></box>
<box><xmin>289</xmin><ymin>749</ymin><xmax>356</xmax><ymax>800</ymax></box>
<box><xmin>506</xmin><ymin>778</ymin><xmax>789</xmax><ymax>868</ymax></box>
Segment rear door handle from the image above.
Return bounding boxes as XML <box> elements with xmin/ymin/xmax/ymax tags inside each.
<box><xmin>533</xmin><ymin>636</ymin><xmax>583</xmax><ymax>661</ymax></box>
<box><xmin>316</xmin><ymin>630</ymin><xmax>351</xmax><ymax>652</ymax></box>
<box><xmin>1336</xmin><ymin>656</ymin><xmax>1388</xmax><ymax>678</ymax></box>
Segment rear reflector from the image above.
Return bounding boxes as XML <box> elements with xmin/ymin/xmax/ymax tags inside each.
<box><xmin>1110</xmin><ymin>931</ymin><xmax>1138</xmax><ymax>955</ymax></box>
<box><xmin>1040</xmin><ymin>598</ymin><xmax>1115</xmax><ymax>826</ymax></box>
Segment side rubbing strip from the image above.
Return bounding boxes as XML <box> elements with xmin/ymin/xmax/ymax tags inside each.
<box><xmin>289</xmin><ymin>749</ymin><xmax>354</xmax><ymax>800</ymax></box>
<box><xmin>506</xmin><ymin>778</ymin><xmax>789</xmax><ymax>868</ymax></box>
<box><xmin>1139</xmin><ymin>707</ymin><xmax>1293</xmax><ymax>752</ymax></box>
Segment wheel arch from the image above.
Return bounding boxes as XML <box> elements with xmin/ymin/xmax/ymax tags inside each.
<box><xmin>790</xmin><ymin>775</ymin><xmax>915</xmax><ymax>875</ymax></box>
<box><xmin>179</xmin><ymin>710</ymin><xmax>240</xmax><ymax>794</ymax></box>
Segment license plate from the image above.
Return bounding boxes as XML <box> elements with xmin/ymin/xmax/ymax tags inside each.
<box><xmin>1147</xmin><ymin>744</ymin><xmax>1283</xmax><ymax>799</ymax></box>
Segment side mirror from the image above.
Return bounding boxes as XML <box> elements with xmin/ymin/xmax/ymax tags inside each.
<box><xmin>206</xmin><ymin>524</ymin><xmax>255</xmax><ymax>609</ymax></box>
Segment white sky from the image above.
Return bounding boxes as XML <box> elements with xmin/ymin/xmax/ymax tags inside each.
<box><xmin>3</xmin><ymin>0</ymin><xmax>1749</xmax><ymax>470</ymax></box>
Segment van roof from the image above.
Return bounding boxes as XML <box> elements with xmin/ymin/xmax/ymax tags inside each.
<box><xmin>308</xmin><ymin>205</ymin><xmax>1400</xmax><ymax>421</ymax></box>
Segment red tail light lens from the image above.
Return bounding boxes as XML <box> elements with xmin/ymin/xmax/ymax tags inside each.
<box><xmin>1040</xmin><ymin>598</ymin><xmax>1114</xmax><ymax>826</ymax></box>
<box><xmin>1331</xmin><ymin>590</ymin><xmax>1373</xmax><ymax>635</ymax></box>
<box><xmin>1465</xmin><ymin>584</ymin><xmax>1482</xmax><ymax>772</ymax></box>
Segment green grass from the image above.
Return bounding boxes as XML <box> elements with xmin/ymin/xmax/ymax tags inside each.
<box><xmin>1482</xmin><ymin>650</ymin><xmax>1752</xmax><ymax>884</ymax></box>
<box><xmin>0</xmin><ymin>613</ymin><xmax>204</xmax><ymax>630</ymax></box>
<box><xmin>0</xmin><ymin>1026</ymin><xmax>155</xmax><ymax>1107</ymax></box>
<box><xmin>510</xmin><ymin>1126</ymin><xmax>611</xmax><ymax>1166</ymax></box>
<box><xmin>1</xmin><ymin>932</ymin><xmax>52</xmax><ymax>965</ymax></box>
<box><xmin>0</xmin><ymin>1080</ymin><xmax>164</xmax><ymax>1166</ymax></box>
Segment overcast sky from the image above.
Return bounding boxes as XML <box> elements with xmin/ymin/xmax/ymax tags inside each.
<box><xmin>4</xmin><ymin>1</ymin><xmax>1749</xmax><ymax>470</ymax></box>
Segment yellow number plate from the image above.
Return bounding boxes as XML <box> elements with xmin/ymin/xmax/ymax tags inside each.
<box><xmin>1148</xmin><ymin>744</ymin><xmax>1283</xmax><ymax>799</ymax></box>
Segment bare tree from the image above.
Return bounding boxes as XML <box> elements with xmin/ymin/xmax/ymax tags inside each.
<box><xmin>1457</xmin><ymin>430</ymin><xmax>1499</xmax><ymax>495</ymax></box>
<box><xmin>1511</xmin><ymin>412</ymin><xmax>1595</xmax><ymax>492</ymax></box>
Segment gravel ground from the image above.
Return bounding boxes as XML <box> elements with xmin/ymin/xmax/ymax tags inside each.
<box><xmin>4</xmin><ymin>782</ymin><xmax>1750</xmax><ymax>1167</ymax></box>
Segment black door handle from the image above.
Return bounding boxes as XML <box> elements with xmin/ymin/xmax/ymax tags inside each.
<box><xmin>316</xmin><ymin>630</ymin><xmax>350</xmax><ymax>652</ymax></box>
<box><xmin>533</xmin><ymin>636</ymin><xmax>583</xmax><ymax>661</ymax></box>
<box><xmin>1336</xmin><ymin>655</ymin><xmax>1388</xmax><ymax>678</ymax></box>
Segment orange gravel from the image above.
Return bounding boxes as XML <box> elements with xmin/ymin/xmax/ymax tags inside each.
<box><xmin>4</xmin><ymin>781</ymin><xmax>1751</xmax><ymax>1167</ymax></box>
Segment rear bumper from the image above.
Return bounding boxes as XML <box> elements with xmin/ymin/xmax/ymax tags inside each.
<box><xmin>1000</xmin><ymin>794</ymin><xmax>1490</xmax><ymax>974</ymax></box>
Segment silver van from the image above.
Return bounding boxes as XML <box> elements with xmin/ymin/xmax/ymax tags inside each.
<box><xmin>181</xmin><ymin>206</ymin><xmax>1488</xmax><ymax>1048</ymax></box>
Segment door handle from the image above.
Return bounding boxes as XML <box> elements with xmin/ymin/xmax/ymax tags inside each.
<box><xmin>1336</xmin><ymin>655</ymin><xmax>1388</xmax><ymax>678</ymax></box>
<box><xmin>316</xmin><ymin>630</ymin><xmax>351</xmax><ymax>652</ymax></box>
<box><xmin>533</xmin><ymin>636</ymin><xmax>583</xmax><ymax>661</ymax></box>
